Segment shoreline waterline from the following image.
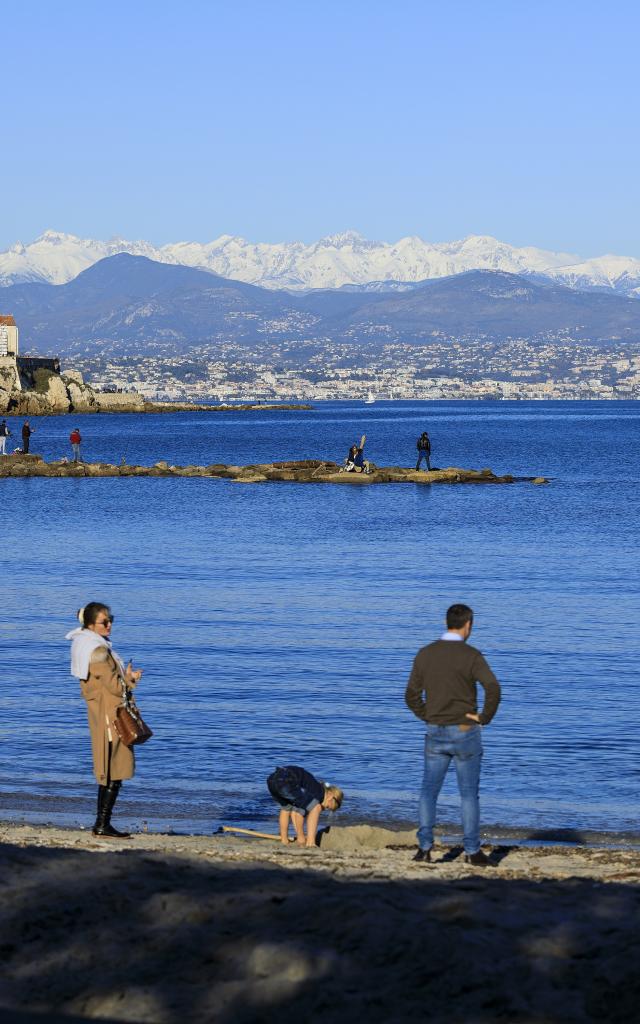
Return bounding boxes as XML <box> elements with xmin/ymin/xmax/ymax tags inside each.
<box><xmin>2</xmin><ymin>807</ymin><xmax>639</xmax><ymax>852</ymax></box>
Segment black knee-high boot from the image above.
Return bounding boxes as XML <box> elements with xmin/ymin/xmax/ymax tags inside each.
<box><xmin>93</xmin><ymin>784</ymin><xmax>108</xmax><ymax>831</ymax></box>
<box><xmin>92</xmin><ymin>780</ymin><xmax>131</xmax><ymax>838</ymax></box>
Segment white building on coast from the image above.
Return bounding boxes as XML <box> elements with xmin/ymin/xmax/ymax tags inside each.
<box><xmin>0</xmin><ymin>314</ymin><xmax>19</xmax><ymax>356</ymax></box>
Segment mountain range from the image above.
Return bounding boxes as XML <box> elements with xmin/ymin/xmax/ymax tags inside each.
<box><xmin>3</xmin><ymin>254</ymin><xmax>639</xmax><ymax>358</ymax></box>
<box><xmin>1</xmin><ymin>229</ymin><xmax>640</xmax><ymax>297</ymax></box>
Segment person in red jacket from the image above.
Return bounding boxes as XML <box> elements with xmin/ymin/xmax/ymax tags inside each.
<box><xmin>70</xmin><ymin>427</ymin><xmax>82</xmax><ymax>463</ymax></box>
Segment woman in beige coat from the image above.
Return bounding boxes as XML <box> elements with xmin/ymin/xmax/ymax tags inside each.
<box><xmin>67</xmin><ymin>602</ymin><xmax>143</xmax><ymax>838</ymax></box>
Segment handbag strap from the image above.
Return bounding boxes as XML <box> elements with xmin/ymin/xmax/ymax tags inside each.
<box><xmin>119</xmin><ymin>674</ymin><xmax>134</xmax><ymax>710</ymax></box>
<box><xmin>120</xmin><ymin>678</ymin><xmax>144</xmax><ymax>725</ymax></box>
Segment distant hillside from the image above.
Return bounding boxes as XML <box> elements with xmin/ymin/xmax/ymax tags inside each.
<box><xmin>304</xmin><ymin>271</ymin><xmax>640</xmax><ymax>342</ymax></box>
<box><xmin>2</xmin><ymin>254</ymin><xmax>303</xmax><ymax>355</ymax></box>
<box><xmin>2</xmin><ymin>255</ymin><xmax>639</xmax><ymax>357</ymax></box>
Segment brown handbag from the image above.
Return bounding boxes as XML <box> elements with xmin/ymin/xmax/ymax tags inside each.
<box><xmin>114</xmin><ymin>705</ymin><xmax>153</xmax><ymax>746</ymax></box>
<box><xmin>114</xmin><ymin>682</ymin><xmax>153</xmax><ymax>747</ymax></box>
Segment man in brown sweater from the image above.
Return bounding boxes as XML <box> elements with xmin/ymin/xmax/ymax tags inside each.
<box><xmin>405</xmin><ymin>603</ymin><xmax>501</xmax><ymax>866</ymax></box>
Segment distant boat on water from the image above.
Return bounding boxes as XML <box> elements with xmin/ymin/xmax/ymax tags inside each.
<box><xmin>364</xmin><ymin>391</ymin><xmax>376</xmax><ymax>404</ymax></box>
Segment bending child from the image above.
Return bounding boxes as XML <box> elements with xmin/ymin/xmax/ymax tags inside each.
<box><xmin>267</xmin><ymin>765</ymin><xmax>344</xmax><ymax>847</ymax></box>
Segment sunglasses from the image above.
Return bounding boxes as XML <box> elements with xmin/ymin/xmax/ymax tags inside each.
<box><xmin>96</xmin><ymin>616</ymin><xmax>114</xmax><ymax>626</ymax></box>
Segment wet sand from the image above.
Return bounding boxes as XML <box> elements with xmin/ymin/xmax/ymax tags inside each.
<box><xmin>1</xmin><ymin>822</ymin><xmax>639</xmax><ymax>1022</ymax></box>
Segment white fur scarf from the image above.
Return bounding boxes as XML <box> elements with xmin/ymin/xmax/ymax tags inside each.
<box><xmin>65</xmin><ymin>627</ymin><xmax>125</xmax><ymax>681</ymax></box>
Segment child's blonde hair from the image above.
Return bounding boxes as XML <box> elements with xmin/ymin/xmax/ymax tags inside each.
<box><xmin>324</xmin><ymin>784</ymin><xmax>344</xmax><ymax>809</ymax></box>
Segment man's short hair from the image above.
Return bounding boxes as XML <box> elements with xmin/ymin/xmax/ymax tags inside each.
<box><xmin>446</xmin><ymin>604</ymin><xmax>473</xmax><ymax>629</ymax></box>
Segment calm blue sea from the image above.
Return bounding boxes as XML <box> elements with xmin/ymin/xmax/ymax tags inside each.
<box><xmin>1</xmin><ymin>401</ymin><xmax>639</xmax><ymax>841</ymax></box>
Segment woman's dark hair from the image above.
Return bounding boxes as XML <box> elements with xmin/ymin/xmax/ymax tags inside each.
<box><xmin>79</xmin><ymin>602</ymin><xmax>111</xmax><ymax>627</ymax></box>
<box><xmin>446</xmin><ymin>603</ymin><xmax>473</xmax><ymax>630</ymax></box>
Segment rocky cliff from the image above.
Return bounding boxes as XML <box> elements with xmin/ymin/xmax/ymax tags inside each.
<box><xmin>0</xmin><ymin>365</ymin><xmax>145</xmax><ymax>416</ymax></box>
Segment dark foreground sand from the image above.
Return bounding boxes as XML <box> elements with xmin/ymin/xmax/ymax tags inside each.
<box><xmin>1</xmin><ymin>822</ymin><xmax>639</xmax><ymax>1023</ymax></box>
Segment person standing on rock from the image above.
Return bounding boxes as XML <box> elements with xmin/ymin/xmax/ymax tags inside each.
<box><xmin>66</xmin><ymin>603</ymin><xmax>143</xmax><ymax>838</ymax></box>
<box><xmin>0</xmin><ymin>419</ymin><xmax>10</xmax><ymax>455</ymax></box>
<box><xmin>21</xmin><ymin>420</ymin><xmax>33</xmax><ymax>454</ymax></box>
<box><xmin>69</xmin><ymin>426</ymin><xmax>82</xmax><ymax>463</ymax></box>
<box><xmin>405</xmin><ymin>603</ymin><xmax>501</xmax><ymax>867</ymax></box>
<box><xmin>416</xmin><ymin>431</ymin><xmax>432</xmax><ymax>471</ymax></box>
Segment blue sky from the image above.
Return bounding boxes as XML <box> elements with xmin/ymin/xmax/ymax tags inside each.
<box><xmin>3</xmin><ymin>0</ymin><xmax>638</xmax><ymax>256</ymax></box>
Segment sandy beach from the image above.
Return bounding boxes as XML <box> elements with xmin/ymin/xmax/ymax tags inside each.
<box><xmin>1</xmin><ymin>822</ymin><xmax>639</xmax><ymax>1023</ymax></box>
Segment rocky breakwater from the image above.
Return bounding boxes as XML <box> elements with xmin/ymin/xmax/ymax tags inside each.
<box><xmin>0</xmin><ymin>456</ymin><xmax>548</xmax><ymax>484</ymax></box>
<box><xmin>143</xmin><ymin>401</ymin><xmax>312</xmax><ymax>413</ymax></box>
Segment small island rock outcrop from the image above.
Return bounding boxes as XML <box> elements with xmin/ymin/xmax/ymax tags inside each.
<box><xmin>0</xmin><ymin>455</ymin><xmax>547</xmax><ymax>485</ymax></box>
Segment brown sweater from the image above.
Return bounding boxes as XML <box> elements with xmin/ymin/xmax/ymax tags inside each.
<box><xmin>405</xmin><ymin>639</ymin><xmax>501</xmax><ymax>726</ymax></box>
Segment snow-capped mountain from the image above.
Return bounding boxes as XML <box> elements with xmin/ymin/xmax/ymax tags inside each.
<box><xmin>0</xmin><ymin>230</ymin><xmax>163</xmax><ymax>287</ymax></box>
<box><xmin>0</xmin><ymin>229</ymin><xmax>639</xmax><ymax>296</ymax></box>
<box><xmin>543</xmin><ymin>255</ymin><xmax>640</xmax><ymax>297</ymax></box>
<box><xmin>160</xmin><ymin>231</ymin><xmax>582</xmax><ymax>291</ymax></box>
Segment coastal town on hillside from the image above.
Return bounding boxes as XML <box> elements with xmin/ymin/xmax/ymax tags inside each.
<box><xmin>4</xmin><ymin>308</ymin><xmax>640</xmax><ymax>404</ymax></box>
<box><xmin>66</xmin><ymin>337</ymin><xmax>640</xmax><ymax>403</ymax></box>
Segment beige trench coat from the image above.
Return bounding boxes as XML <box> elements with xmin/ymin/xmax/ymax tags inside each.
<box><xmin>80</xmin><ymin>647</ymin><xmax>135</xmax><ymax>784</ymax></box>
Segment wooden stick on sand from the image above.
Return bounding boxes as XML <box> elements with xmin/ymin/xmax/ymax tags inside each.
<box><xmin>221</xmin><ymin>825</ymin><xmax>281</xmax><ymax>841</ymax></box>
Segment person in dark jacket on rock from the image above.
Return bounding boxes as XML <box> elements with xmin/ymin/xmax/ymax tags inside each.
<box><xmin>353</xmin><ymin>446</ymin><xmax>370</xmax><ymax>474</ymax></box>
<box><xmin>267</xmin><ymin>765</ymin><xmax>344</xmax><ymax>847</ymax></box>
<box><xmin>405</xmin><ymin>604</ymin><xmax>501</xmax><ymax>866</ymax></box>
<box><xmin>343</xmin><ymin>442</ymin><xmax>370</xmax><ymax>474</ymax></box>
<box><xmin>416</xmin><ymin>431</ymin><xmax>432</xmax><ymax>471</ymax></box>
<box><xmin>344</xmin><ymin>444</ymin><xmax>359</xmax><ymax>471</ymax></box>
<box><xmin>21</xmin><ymin>420</ymin><xmax>33</xmax><ymax>454</ymax></box>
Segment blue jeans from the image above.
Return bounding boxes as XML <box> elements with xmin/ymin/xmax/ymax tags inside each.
<box><xmin>418</xmin><ymin>724</ymin><xmax>483</xmax><ymax>854</ymax></box>
<box><xmin>416</xmin><ymin>451</ymin><xmax>431</xmax><ymax>471</ymax></box>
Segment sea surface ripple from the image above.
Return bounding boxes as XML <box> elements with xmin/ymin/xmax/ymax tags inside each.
<box><xmin>1</xmin><ymin>400</ymin><xmax>638</xmax><ymax>839</ymax></box>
